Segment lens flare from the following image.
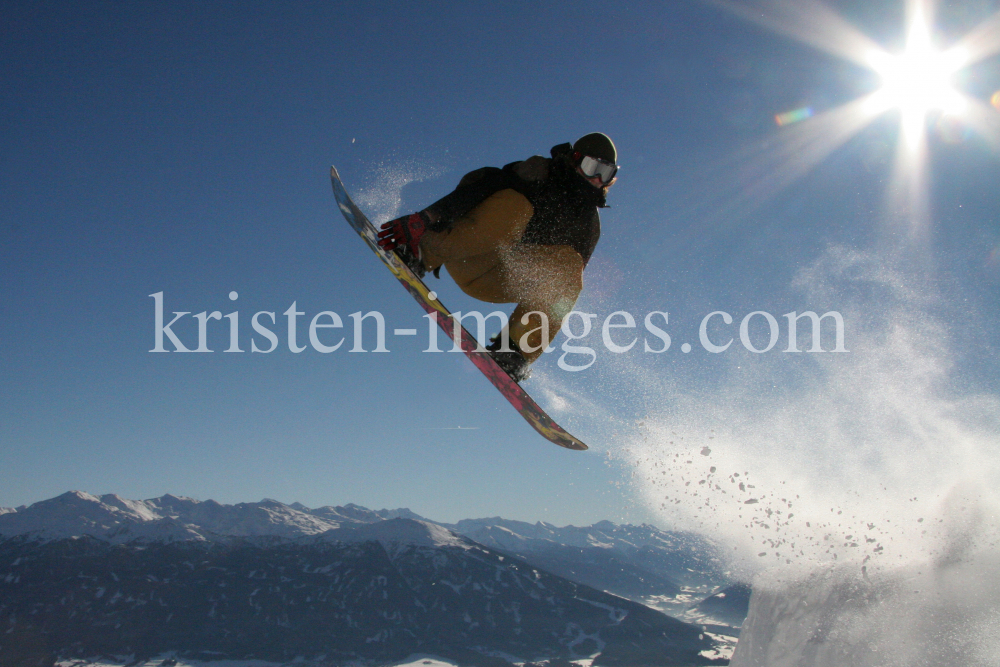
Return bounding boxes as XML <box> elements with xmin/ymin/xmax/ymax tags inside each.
<box><xmin>934</xmin><ymin>114</ymin><xmax>970</xmax><ymax>144</ymax></box>
<box><xmin>774</xmin><ymin>107</ymin><xmax>814</xmax><ymax>126</ymax></box>
<box><xmin>988</xmin><ymin>245</ymin><xmax>1000</xmax><ymax>268</ymax></box>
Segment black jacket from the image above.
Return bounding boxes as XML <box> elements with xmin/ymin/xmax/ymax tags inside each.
<box><xmin>425</xmin><ymin>143</ymin><xmax>604</xmax><ymax>265</ymax></box>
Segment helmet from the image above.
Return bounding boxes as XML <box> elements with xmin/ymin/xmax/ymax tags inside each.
<box><xmin>572</xmin><ymin>133</ymin><xmax>618</xmax><ymax>185</ymax></box>
<box><xmin>573</xmin><ymin>133</ymin><xmax>617</xmax><ymax>164</ymax></box>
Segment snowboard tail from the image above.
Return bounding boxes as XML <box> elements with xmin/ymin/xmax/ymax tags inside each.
<box><xmin>330</xmin><ymin>167</ymin><xmax>587</xmax><ymax>451</ymax></box>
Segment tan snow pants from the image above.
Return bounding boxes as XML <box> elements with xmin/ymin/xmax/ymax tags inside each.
<box><xmin>420</xmin><ymin>189</ymin><xmax>583</xmax><ymax>362</ymax></box>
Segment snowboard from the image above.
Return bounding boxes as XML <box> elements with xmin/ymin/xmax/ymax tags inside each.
<box><xmin>330</xmin><ymin>167</ymin><xmax>587</xmax><ymax>451</ymax></box>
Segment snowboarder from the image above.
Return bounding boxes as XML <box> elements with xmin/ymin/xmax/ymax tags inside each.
<box><xmin>376</xmin><ymin>133</ymin><xmax>618</xmax><ymax>382</ymax></box>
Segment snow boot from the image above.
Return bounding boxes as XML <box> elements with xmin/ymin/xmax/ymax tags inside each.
<box><xmin>486</xmin><ymin>335</ymin><xmax>532</xmax><ymax>383</ymax></box>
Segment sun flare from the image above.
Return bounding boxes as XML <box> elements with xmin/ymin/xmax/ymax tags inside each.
<box><xmin>867</xmin><ymin>45</ymin><xmax>967</xmax><ymax>118</ymax></box>
<box><xmin>713</xmin><ymin>0</ymin><xmax>1000</xmax><ymax>229</ymax></box>
<box><xmin>864</xmin><ymin>12</ymin><xmax>970</xmax><ymax>148</ymax></box>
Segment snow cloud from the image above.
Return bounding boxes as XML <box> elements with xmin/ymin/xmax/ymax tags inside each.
<box><xmin>609</xmin><ymin>245</ymin><xmax>1000</xmax><ymax>578</ymax></box>
<box><xmin>353</xmin><ymin>159</ymin><xmax>445</xmax><ymax>225</ymax></box>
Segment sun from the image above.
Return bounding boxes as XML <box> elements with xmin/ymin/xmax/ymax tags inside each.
<box><xmin>867</xmin><ymin>43</ymin><xmax>966</xmax><ymax>118</ymax></box>
<box><xmin>709</xmin><ymin>0</ymin><xmax>1000</xmax><ymax>227</ymax></box>
<box><xmin>865</xmin><ymin>9</ymin><xmax>970</xmax><ymax>148</ymax></box>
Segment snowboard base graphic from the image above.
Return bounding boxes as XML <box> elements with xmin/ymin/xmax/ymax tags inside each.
<box><xmin>330</xmin><ymin>167</ymin><xmax>587</xmax><ymax>451</ymax></box>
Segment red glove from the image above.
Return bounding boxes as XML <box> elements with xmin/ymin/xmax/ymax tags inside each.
<box><xmin>377</xmin><ymin>212</ymin><xmax>430</xmax><ymax>257</ymax></box>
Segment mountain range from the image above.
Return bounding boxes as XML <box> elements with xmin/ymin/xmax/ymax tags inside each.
<box><xmin>0</xmin><ymin>492</ymin><xmax>743</xmax><ymax>666</ymax></box>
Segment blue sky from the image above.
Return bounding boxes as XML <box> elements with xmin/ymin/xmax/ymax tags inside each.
<box><xmin>2</xmin><ymin>0</ymin><xmax>999</xmax><ymax>542</ymax></box>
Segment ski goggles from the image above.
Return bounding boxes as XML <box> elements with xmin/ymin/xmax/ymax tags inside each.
<box><xmin>579</xmin><ymin>155</ymin><xmax>619</xmax><ymax>185</ymax></box>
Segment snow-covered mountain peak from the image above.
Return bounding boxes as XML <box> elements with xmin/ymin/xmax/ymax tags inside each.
<box><xmin>98</xmin><ymin>493</ymin><xmax>160</xmax><ymax>521</ymax></box>
<box><xmin>329</xmin><ymin>502</ymin><xmax>383</xmax><ymax>523</ymax></box>
<box><xmin>0</xmin><ymin>493</ymin><xmax>352</xmax><ymax>543</ymax></box>
<box><xmin>0</xmin><ymin>491</ymin><xmax>720</xmax><ymax>585</ymax></box>
<box><xmin>0</xmin><ymin>493</ymin><xmax>457</xmax><ymax>547</ymax></box>
<box><xmin>257</xmin><ymin>497</ymin><xmax>291</xmax><ymax>508</ymax></box>
<box><xmin>376</xmin><ymin>506</ymin><xmax>426</xmax><ymax>521</ymax></box>
<box><xmin>444</xmin><ymin>514</ymin><xmax>721</xmax><ymax>565</ymax></box>
<box><xmin>320</xmin><ymin>518</ymin><xmax>474</xmax><ymax>555</ymax></box>
<box><xmin>0</xmin><ymin>490</ymin><xmax>176</xmax><ymax>543</ymax></box>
